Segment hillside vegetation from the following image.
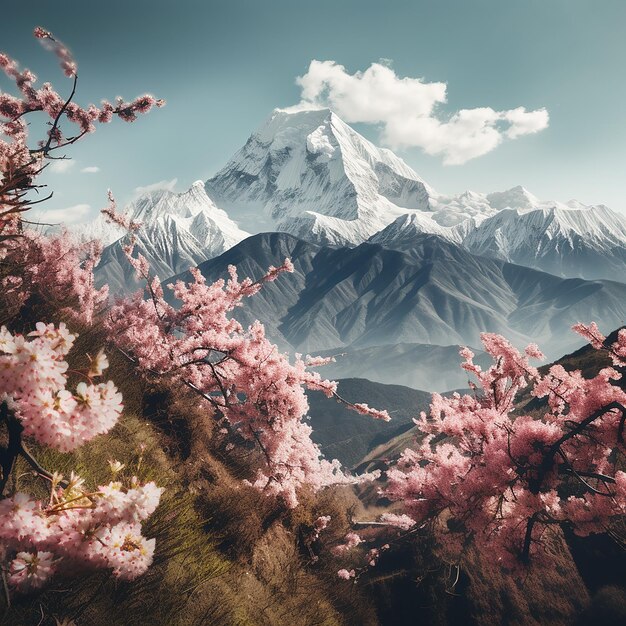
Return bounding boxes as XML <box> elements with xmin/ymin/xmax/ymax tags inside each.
<box><xmin>3</xmin><ymin>317</ymin><xmax>612</xmax><ymax>626</ymax></box>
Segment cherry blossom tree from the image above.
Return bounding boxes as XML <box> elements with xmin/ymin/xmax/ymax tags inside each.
<box><xmin>0</xmin><ymin>26</ymin><xmax>387</xmax><ymax>606</ymax></box>
<box><xmin>0</xmin><ymin>27</ymin><xmax>163</xmax><ymax>594</ymax></box>
<box><xmin>1</xmin><ymin>27</ymin><xmax>163</xmax><ymax>324</ymax></box>
<box><xmin>381</xmin><ymin>326</ymin><xmax>626</xmax><ymax>568</ymax></box>
<box><xmin>103</xmin><ymin>210</ymin><xmax>389</xmax><ymax>508</ymax></box>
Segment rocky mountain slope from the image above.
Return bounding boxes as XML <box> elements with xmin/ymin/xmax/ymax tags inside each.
<box><xmin>168</xmin><ymin>232</ymin><xmax>626</xmax><ymax>377</ymax></box>
<box><xmin>306</xmin><ymin>378</ymin><xmax>432</xmax><ymax>468</ymax></box>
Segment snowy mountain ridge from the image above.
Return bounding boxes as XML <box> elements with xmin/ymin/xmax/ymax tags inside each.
<box><xmin>90</xmin><ymin>181</ymin><xmax>249</xmax><ymax>293</ymax></box>
<box><xmin>459</xmin><ymin>202</ymin><xmax>626</xmax><ymax>280</ymax></box>
<box><xmin>203</xmin><ymin>107</ymin><xmax>626</xmax><ymax>282</ymax></box>
<box><xmin>76</xmin><ymin>106</ymin><xmax>626</xmax><ymax>289</ymax></box>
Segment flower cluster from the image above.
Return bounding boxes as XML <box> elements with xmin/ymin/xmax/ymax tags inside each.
<box><xmin>1</xmin><ymin>230</ymin><xmax>109</xmax><ymax>326</ymax></box>
<box><xmin>333</xmin><ymin>540</ymin><xmax>390</xmax><ymax>579</ymax></box>
<box><xmin>33</xmin><ymin>27</ymin><xmax>77</xmax><ymax>77</ymax></box>
<box><xmin>384</xmin><ymin>328</ymin><xmax>626</xmax><ymax>568</ymax></box>
<box><xmin>1</xmin><ymin>26</ymin><xmax>163</xmax><ymax>236</ymax></box>
<box><xmin>0</xmin><ymin>323</ymin><xmax>122</xmax><ymax>451</ymax></box>
<box><xmin>331</xmin><ymin>532</ymin><xmax>363</xmax><ymax>556</ymax></box>
<box><xmin>337</xmin><ymin>568</ymin><xmax>355</xmax><ymax>580</ymax></box>
<box><xmin>312</xmin><ymin>515</ymin><xmax>331</xmax><ymax>537</ymax></box>
<box><xmin>0</xmin><ymin>473</ymin><xmax>162</xmax><ymax>590</ymax></box>
<box><xmin>573</xmin><ymin>322</ymin><xmax>626</xmax><ymax>365</ymax></box>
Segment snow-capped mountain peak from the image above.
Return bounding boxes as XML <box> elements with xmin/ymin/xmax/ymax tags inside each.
<box><xmin>205</xmin><ymin>107</ymin><xmax>436</xmax><ymax>246</ymax></box>
<box><xmin>129</xmin><ymin>180</ymin><xmax>222</xmax><ymax>222</ymax></box>
<box><xmin>486</xmin><ymin>185</ymin><xmax>540</xmax><ymax>211</ymax></box>
<box><xmin>202</xmin><ymin>107</ymin><xmax>626</xmax><ymax>279</ymax></box>
<box><xmin>91</xmin><ymin>181</ymin><xmax>250</xmax><ymax>293</ymax></box>
<box><xmin>79</xmin><ymin>106</ymin><xmax>626</xmax><ymax>294</ymax></box>
<box><xmin>461</xmin><ymin>202</ymin><xmax>626</xmax><ymax>279</ymax></box>
<box><xmin>369</xmin><ymin>212</ymin><xmax>456</xmax><ymax>248</ymax></box>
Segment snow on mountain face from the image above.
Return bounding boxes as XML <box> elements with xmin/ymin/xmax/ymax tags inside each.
<box><xmin>93</xmin><ymin>181</ymin><xmax>249</xmax><ymax>293</ymax></box>
<box><xmin>369</xmin><ymin>180</ymin><xmax>626</xmax><ymax>281</ymax></box>
<box><xmin>205</xmin><ymin>107</ymin><xmax>452</xmax><ymax>246</ymax></box>
<box><xmin>430</xmin><ymin>190</ymin><xmax>496</xmax><ymax>227</ymax></box>
<box><xmin>208</xmin><ymin>108</ymin><xmax>622</xmax><ymax>251</ymax></box>
<box><xmin>462</xmin><ymin>203</ymin><xmax>626</xmax><ymax>281</ymax></box>
<box><xmin>370</xmin><ymin>212</ymin><xmax>457</xmax><ymax>248</ymax></box>
<box><xmin>486</xmin><ymin>185</ymin><xmax>540</xmax><ymax>211</ymax></box>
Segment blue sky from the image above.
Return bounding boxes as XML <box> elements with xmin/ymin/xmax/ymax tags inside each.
<box><xmin>3</xmin><ymin>0</ymin><xmax>626</xmax><ymax>220</ymax></box>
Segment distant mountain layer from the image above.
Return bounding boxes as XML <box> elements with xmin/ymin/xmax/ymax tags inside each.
<box><xmin>312</xmin><ymin>343</ymin><xmax>491</xmax><ymax>393</ymax></box>
<box><xmin>461</xmin><ymin>204</ymin><xmax>626</xmax><ymax>281</ymax></box>
<box><xmin>306</xmin><ymin>378</ymin><xmax>432</xmax><ymax>468</ymax></box>
<box><xmin>169</xmin><ymin>232</ymin><xmax>626</xmax><ymax>372</ymax></box>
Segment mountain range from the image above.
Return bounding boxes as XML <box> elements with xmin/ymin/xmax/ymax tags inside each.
<box><xmin>81</xmin><ymin>107</ymin><xmax>626</xmax><ymax>392</ymax></box>
<box><xmin>202</xmin><ymin>107</ymin><xmax>626</xmax><ymax>282</ymax></box>
<box><xmin>89</xmin><ymin>107</ymin><xmax>626</xmax><ymax>289</ymax></box>
<box><xmin>166</xmin><ymin>231</ymin><xmax>626</xmax><ymax>390</ymax></box>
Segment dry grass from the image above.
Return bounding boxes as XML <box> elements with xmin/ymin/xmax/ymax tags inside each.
<box><xmin>574</xmin><ymin>585</ymin><xmax>626</xmax><ymax>626</ymax></box>
<box><xmin>459</xmin><ymin>535</ymin><xmax>589</xmax><ymax>626</ymax></box>
<box><xmin>1</xmin><ymin>408</ymin><xmax>229</xmax><ymax>626</ymax></box>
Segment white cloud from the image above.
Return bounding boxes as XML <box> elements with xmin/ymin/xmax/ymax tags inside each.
<box><xmin>133</xmin><ymin>178</ymin><xmax>178</xmax><ymax>196</ymax></box>
<box><xmin>502</xmin><ymin>107</ymin><xmax>550</xmax><ymax>139</ymax></box>
<box><xmin>291</xmin><ymin>60</ymin><xmax>549</xmax><ymax>165</ymax></box>
<box><xmin>31</xmin><ymin>203</ymin><xmax>92</xmax><ymax>225</ymax></box>
<box><xmin>81</xmin><ymin>166</ymin><xmax>100</xmax><ymax>174</ymax></box>
<box><xmin>48</xmin><ymin>159</ymin><xmax>75</xmax><ymax>174</ymax></box>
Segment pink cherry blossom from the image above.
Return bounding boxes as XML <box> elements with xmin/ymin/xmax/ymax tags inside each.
<box><xmin>0</xmin><ymin>325</ymin><xmax>123</xmax><ymax>451</ymax></box>
<box><xmin>331</xmin><ymin>532</ymin><xmax>363</xmax><ymax>556</ymax></box>
<box><xmin>1</xmin><ymin>27</ymin><xmax>162</xmax><ymax>241</ymax></box>
<box><xmin>0</xmin><ymin>472</ymin><xmax>162</xmax><ymax>592</ymax></box>
<box><xmin>383</xmin><ymin>328</ymin><xmax>626</xmax><ymax>567</ymax></box>
<box><xmin>105</xmin><ymin>233</ymin><xmax>389</xmax><ymax>507</ymax></box>
<box><xmin>8</xmin><ymin>551</ymin><xmax>55</xmax><ymax>590</ymax></box>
